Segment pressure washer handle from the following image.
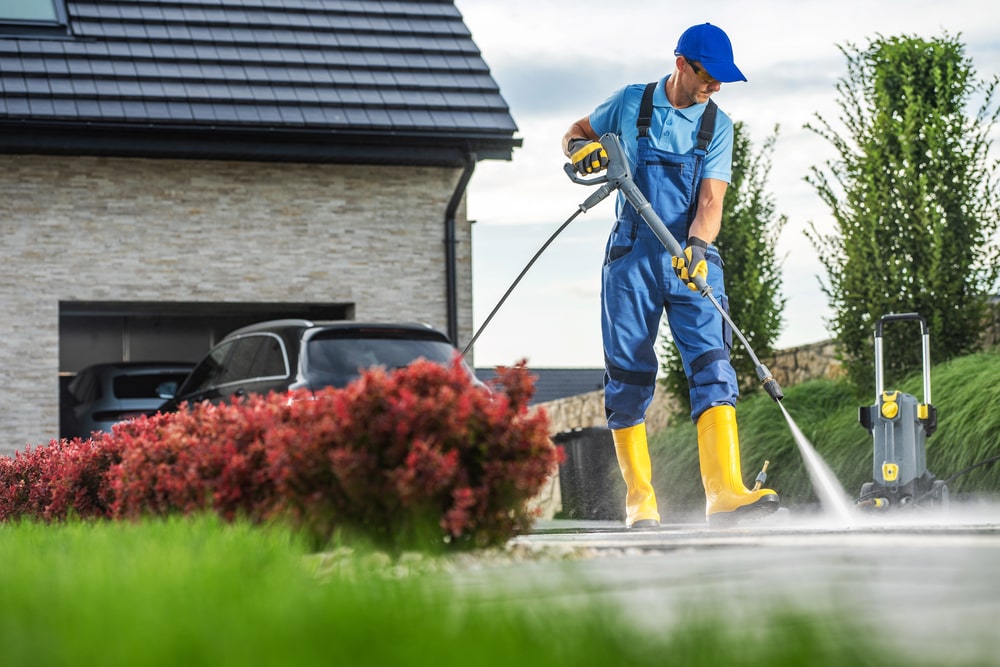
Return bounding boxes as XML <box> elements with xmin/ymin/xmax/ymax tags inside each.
<box><xmin>561</xmin><ymin>134</ymin><xmax>632</xmax><ymax>189</ymax></box>
<box><xmin>873</xmin><ymin>312</ymin><xmax>932</xmax><ymax>404</ymax></box>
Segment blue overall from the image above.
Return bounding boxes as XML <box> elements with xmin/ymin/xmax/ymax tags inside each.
<box><xmin>600</xmin><ymin>84</ymin><xmax>737</xmax><ymax>429</ymax></box>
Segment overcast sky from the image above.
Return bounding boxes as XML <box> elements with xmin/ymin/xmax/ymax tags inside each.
<box><xmin>454</xmin><ymin>0</ymin><xmax>1000</xmax><ymax>369</ymax></box>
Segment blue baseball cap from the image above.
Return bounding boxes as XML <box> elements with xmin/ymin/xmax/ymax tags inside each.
<box><xmin>674</xmin><ymin>23</ymin><xmax>746</xmax><ymax>83</ymax></box>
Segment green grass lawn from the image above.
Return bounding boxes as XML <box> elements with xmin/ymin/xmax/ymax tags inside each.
<box><xmin>4</xmin><ymin>350</ymin><xmax>999</xmax><ymax>666</ymax></box>
<box><xmin>0</xmin><ymin>516</ymin><xmax>926</xmax><ymax>667</ymax></box>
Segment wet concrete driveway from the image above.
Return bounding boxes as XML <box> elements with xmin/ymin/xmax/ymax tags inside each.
<box><xmin>454</xmin><ymin>504</ymin><xmax>1000</xmax><ymax>663</ymax></box>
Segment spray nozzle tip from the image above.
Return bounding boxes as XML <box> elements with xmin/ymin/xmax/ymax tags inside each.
<box><xmin>755</xmin><ymin>364</ymin><xmax>783</xmax><ymax>402</ymax></box>
<box><xmin>763</xmin><ymin>378</ymin><xmax>784</xmax><ymax>403</ymax></box>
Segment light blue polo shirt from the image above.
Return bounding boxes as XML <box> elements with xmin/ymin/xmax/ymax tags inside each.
<box><xmin>588</xmin><ymin>74</ymin><xmax>734</xmax><ymax>194</ymax></box>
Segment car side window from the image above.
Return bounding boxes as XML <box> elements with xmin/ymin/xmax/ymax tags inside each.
<box><xmin>218</xmin><ymin>334</ymin><xmax>288</xmax><ymax>385</ymax></box>
<box><xmin>253</xmin><ymin>335</ymin><xmax>288</xmax><ymax>378</ymax></box>
<box><xmin>219</xmin><ymin>336</ymin><xmax>264</xmax><ymax>385</ymax></box>
<box><xmin>69</xmin><ymin>370</ymin><xmax>101</xmax><ymax>404</ymax></box>
<box><xmin>183</xmin><ymin>341</ymin><xmax>234</xmax><ymax>394</ymax></box>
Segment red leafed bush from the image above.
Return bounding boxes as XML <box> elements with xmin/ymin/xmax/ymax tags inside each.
<box><xmin>109</xmin><ymin>401</ymin><xmax>281</xmax><ymax>523</ymax></box>
<box><xmin>266</xmin><ymin>358</ymin><xmax>559</xmax><ymax>550</ymax></box>
<box><xmin>0</xmin><ymin>443</ymin><xmax>55</xmax><ymax>522</ymax></box>
<box><xmin>0</xmin><ymin>357</ymin><xmax>559</xmax><ymax>551</ymax></box>
<box><xmin>0</xmin><ymin>434</ymin><xmax>122</xmax><ymax>522</ymax></box>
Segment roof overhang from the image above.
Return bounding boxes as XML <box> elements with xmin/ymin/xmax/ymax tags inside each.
<box><xmin>0</xmin><ymin>121</ymin><xmax>521</xmax><ymax>166</ymax></box>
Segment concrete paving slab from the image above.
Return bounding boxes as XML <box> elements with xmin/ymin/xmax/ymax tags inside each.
<box><xmin>446</xmin><ymin>504</ymin><xmax>1000</xmax><ymax>664</ymax></box>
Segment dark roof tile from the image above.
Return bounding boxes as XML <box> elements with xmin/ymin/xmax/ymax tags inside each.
<box><xmin>28</xmin><ymin>97</ymin><xmax>56</xmax><ymax>115</ymax></box>
<box><xmin>476</xmin><ymin>368</ymin><xmax>607</xmax><ymax>406</ymax></box>
<box><xmin>5</xmin><ymin>97</ymin><xmax>29</xmax><ymax>114</ymax></box>
<box><xmin>142</xmin><ymin>100</ymin><xmax>170</xmax><ymax>119</ymax></box>
<box><xmin>75</xmin><ymin>99</ymin><xmax>101</xmax><ymax>116</ymax></box>
<box><xmin>233</xmin><ymin>103</ymin><xmax>260</xmax><ymax>123</ymax></box>
<box><xmin>121</xmin><ymin>100</ymin><xmax>146</xmax><ymax>118</ymax></box>
<box><xmin>71</xmin><ymin>78</ymin><xmax>98</xmax><ymax>95</ymax></box>
<box><xmin>97</xmin><ymin>98</ymin><xmax>124</xmax><ymax>117</ymax></box>
<box><xmin>256</xmin><ymin>104</ymin><xmax>283</xmax><ymax>122</ymax></box>
<box><xmin>49</xmin><ymin>78</ymin><xmax>75</xmax><ymax>95</ymax></box>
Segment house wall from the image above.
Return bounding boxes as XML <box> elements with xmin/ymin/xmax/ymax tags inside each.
<box><xmin>0</xmin><ymin>154</ymin><xmax>472</xmax><ymax>452</ymax></box>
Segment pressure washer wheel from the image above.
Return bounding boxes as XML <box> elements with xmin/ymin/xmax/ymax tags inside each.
<box><xmin>858</xmin><ymin>479</ymin><xmax>949</xmax><ymax>510</ymax></box>
<box><xmin>860</xmin><ymin>482</ymin><xmax>874</xmax><ymax>501</ymax></box>
<box><xmin>929</xmin><ymin>480</ymin><xmax>950</xmax><ymax>509</ymax></box>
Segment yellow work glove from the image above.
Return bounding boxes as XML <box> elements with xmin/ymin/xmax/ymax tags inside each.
<box><xmin>568</xmin><ymin>138</ymin><xmax>608</xmax><ymax>175</ymax></box>
<box><xmin>671</xmin><ymin>236</ymin><xmax>709</xmax><ymax>291</ymax></box>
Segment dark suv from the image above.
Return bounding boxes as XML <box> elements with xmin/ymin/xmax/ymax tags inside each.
<box><xmin>160</xmin><ymin>319</ymin><xmax>480</xmax><ymax>411</ymax></box>
<box><xmin>61</xmin><ymin>361</ymin><xmax>195</xmax><ymax>439</ymax></box>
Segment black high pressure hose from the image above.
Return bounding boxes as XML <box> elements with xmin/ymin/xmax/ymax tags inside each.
<box><xmin>461</xmin><ymin>208</ymin><xmax>585</xmax><ymax>359</ymax></box>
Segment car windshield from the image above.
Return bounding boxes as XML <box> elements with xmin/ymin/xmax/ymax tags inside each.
<box><xmin>305</xmin><ymin>332</ymin><xmax>456</xmax><ymax>386</ymax></box>
<box><xmin>113</xmin><ymin>372</ymin><xmax>191</xmax><ymax>399</ymax></box>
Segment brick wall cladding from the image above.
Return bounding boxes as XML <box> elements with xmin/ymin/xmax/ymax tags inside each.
<box><xmin>0</xmin><ymin>154</ymin><xmax>471</xmax><ymax>453</ymax></box>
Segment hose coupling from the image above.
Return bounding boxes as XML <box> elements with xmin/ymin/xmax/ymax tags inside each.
<box><xmin>752</xmin><ymin>460</ymin><xmax>770</xmax><ymax>492</ymax></box>
<box><xmin>858</xmin><ymin>497</ymin><xmax>890</xmax><ymax>510</ymax></box>
<box><xmin>755</xmin><ymin>364</ymin><xmax>784</xmax><ymax>402</ymax></box>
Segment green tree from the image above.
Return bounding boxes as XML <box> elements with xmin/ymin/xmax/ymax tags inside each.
<box><xmin>806</xmin><ymin>34</ymin><xmax>1000</xmax><ymax>394</ymax></box>
<box><xmin>659</xmin><ymin>122</ymin><xmax>787</xmax><ymax>415</ymax></box>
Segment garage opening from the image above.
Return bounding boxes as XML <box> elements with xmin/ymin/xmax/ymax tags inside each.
<box><xmin>58</xmin><ymin>300</ymin><xmax>352</xmax><ymax>437</ymax></box>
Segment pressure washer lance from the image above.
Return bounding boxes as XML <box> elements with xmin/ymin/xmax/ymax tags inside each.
<box><xmin>563</xmin><ymin>133</ymin><xmax>784</xmax><ymax>403</ymax></box>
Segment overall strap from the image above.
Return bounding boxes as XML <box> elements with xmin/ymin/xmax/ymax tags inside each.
<box><xmin>637</xmin><ymin>82</ymin><xmax>717</xmax><ymax>150</ymax></box>
<box><xmin>696</xmin><ymin>99</ymin><xmax>718</xmax><ymax>152</ymax></box>
<box><xmin>636</xmin><ymin>81</ymin><xmax>657</xmax><ymax>138</ymax></box>
<box><xmin>686</xmin><ymin>99</ymin><xmax>719</xmax><ymax>229</ymax></box>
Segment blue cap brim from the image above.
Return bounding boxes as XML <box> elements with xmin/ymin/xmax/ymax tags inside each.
<box><xmin>702</xmin><ymin>61</ymin><xmax>747</xmax><ymax>83</ymax></box>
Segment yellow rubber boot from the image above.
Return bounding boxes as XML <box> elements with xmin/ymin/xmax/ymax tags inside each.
<box><xmin>697</xmin><ymin>405</ymin><xmax>779</xmax><ymax>526</ymax></box>
<box><xmin>612</xmin><ymin>423</ymin><xmax>660</xmax><ymax>528</ymax></box>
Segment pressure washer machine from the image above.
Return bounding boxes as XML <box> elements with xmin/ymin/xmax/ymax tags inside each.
<box><xmin>858</xmin><ymin>313</ymin><xmax>948</xmax><ymax>509</ymax></box>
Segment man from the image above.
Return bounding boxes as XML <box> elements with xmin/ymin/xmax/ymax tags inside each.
<box><xmin>561</xmin><ymin>23</ymin><xmax>779</xmax><ymax>528</ymax></box>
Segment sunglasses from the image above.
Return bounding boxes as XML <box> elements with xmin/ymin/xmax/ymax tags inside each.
<box><xmin>684</xmin><ymin>57</ymin><xmax>719</xmax><ymax>85</ymax></box>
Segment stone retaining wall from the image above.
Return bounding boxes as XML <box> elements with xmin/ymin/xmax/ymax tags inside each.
<box><xmin>537</xmin><ymin>338</ymin><xmax>844</xmax><ymax>438</ymax></box>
